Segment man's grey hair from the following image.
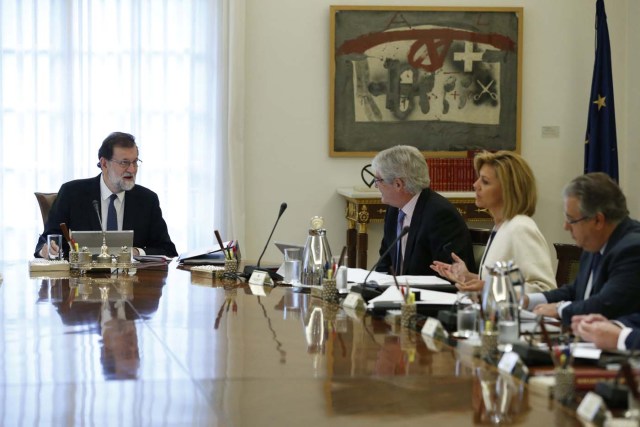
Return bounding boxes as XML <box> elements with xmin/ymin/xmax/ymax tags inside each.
<box><xmin>371</xmin><ymin>145</ymin><xmax>430</xmax><ymax>195</ymax></box>
<box><xmin>563</xmin><ymin>172</ymin><xmax>628</xmax><ymax>224</ymax></box>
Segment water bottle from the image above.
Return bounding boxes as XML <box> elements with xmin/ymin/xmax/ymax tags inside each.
<box><xmin>301</xmin><ymin>216</ymin><xmax>333</xmax><ymax>286</ymax></box>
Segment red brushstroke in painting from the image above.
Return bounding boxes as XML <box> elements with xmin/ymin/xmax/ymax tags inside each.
<box><xmin>336</xmin><ymin>29</ymin><xmax>515</xmax><ymax>72</ymax></box>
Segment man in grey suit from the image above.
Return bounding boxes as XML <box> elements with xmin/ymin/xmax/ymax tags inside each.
<box><xmin>372</xmin><ymin>145</ymin><xmax>475</xmax><ymax>276</ymax></box>
<box><xmin>35</xmin><ymin>132</ymin><xmax>177</xmax><ymax>258</ymax></box>
<box><xmin>526</xmin><ymin>172</ymin><xmax>640</xmax><ymax>324</ymax></box>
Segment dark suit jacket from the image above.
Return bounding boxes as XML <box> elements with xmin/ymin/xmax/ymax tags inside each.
<box><xmin>618</xmin><ymin>313</ymin><xmax>640</xmax><ymax>350</ymax></box>
<box><xmin>34</xmin><ymin>175</ymin><xmax>178</xmax><ymax>257</ymax></box>
<box><xmin>543</xmin><ymin>217</ymin><xmax>640</xmax><ymax>324</ymax></box>
<box><xmin>376</xmin><ymin>188</ymin><xmax>476</xmax><ymax>276</ymax></box>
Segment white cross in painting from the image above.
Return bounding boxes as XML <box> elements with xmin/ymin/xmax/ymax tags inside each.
<box><xmin>453</xmin><ymin>41</ymin><xmax>484</xmax><ymax>72</ymax></box>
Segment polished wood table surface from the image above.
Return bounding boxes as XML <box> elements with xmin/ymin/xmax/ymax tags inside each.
<box><xmin>0</xmin><ymin>261</ymin><xmax>579</xmax><ymax>426</ymax></box>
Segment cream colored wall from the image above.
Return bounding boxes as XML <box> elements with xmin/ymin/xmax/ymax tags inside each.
<box><xmin>244</xmin><ymin>0</ymin><xmax>634</xmax><ymax>268</ymax></box>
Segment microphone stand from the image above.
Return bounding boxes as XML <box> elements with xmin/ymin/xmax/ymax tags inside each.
<box><xmin>92</xmin><ymin>200</ymin><xmax>112</xmax><ymax>264</ymax></box>
<box><xmin>352</xmin><ymin>227</ymin><xmax>409</xmax><ymax>301</ymax></box>
<box><xmin>242</xmin><ymin>203</ymin><xmax>287</xmax><ymax>280</ymax></box>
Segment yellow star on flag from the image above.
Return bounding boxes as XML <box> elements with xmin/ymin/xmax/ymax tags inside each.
<box><xmin>593</xmin><ymin>94</ymin><xmax>607</xmax><ymax>111</ymax></box>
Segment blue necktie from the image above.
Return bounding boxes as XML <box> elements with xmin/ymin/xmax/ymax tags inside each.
<box><xmin>584</xmin><ymin>252</ymin><xmax>602</xmax><ymax>299</ymax></box>
<box><xmin>395</xmin><ymin>210</ymin><xmax>406</xmax><ymax>274</ymax></box>
<box><xmin>107</xmin><ymin>194</ymin><xmax>118</xmax><ymax>231</ymax></box>
<box><xmin>591</xmin><ymin>252</ymin><xmax>602</xmax><ymax>276</ymax></box>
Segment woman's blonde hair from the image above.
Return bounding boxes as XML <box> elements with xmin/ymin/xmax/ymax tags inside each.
<box><xmin>474</xmin><ymin>151</ymin><xmax>537</xmax><ymax>219</ymax></box>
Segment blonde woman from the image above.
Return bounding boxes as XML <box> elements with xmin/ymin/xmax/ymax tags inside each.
<box><xmin>431</xmin><ymin>151</ymin><xmax>556</xmax><ymax>293</ymax></box>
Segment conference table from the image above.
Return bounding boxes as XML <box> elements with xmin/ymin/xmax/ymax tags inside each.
<box><xmin>0</xmin><ymin>260</ymin><xmax>581</xmax><ymax>426</ymax></box>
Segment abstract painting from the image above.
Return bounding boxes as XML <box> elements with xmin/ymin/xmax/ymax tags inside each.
<box><xmin>330</xmin><ymin>6</ymin><xmax>522</xmax><ymax>157</ymax></box>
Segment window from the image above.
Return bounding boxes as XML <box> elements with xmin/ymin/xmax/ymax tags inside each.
<box><xmin>1</xmin><ymin>0</ymin><xmax>228</xmax><ymax>260</ymax></box>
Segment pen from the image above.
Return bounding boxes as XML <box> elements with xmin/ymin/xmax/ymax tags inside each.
<box><xmin>337</xmin><ymin>246</ymin><xmax>347</xmax><ymax>267</ymax></box>
<box><xmin>539</xmin><ymin>320</ymin><xmax>559</xmax><ymax>367</ymax></box>
<box><xmin>214</xmin><ymin>230</ymin><xmax>231</xmax><ymax>260</ymax></box>
<box><xmin>225</xmin><ymin>241</ymin><xmax>234</xmax><ymax>260</ymax></box>
<box><xmin>60</xmin><ymin>223</ymin><xmax>75</xmax><ymax>252</ymax></box>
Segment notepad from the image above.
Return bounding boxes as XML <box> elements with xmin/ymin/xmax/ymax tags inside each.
<box><xmin>29</xmin><ymin>259</ymin><xmax>70</xmax><ymax>272</ymax></box>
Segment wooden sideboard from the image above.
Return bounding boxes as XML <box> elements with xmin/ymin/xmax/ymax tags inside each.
<box><xmin>337</xmin><ymin>187</ymin><xmax>493</xmax><ymax>268</ymax></box>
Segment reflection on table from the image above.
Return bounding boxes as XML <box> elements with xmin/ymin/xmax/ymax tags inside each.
<box><xmin>0</xmin><ymin>261</ymin><xmax>580</xmax><ymax>426</ymax></box>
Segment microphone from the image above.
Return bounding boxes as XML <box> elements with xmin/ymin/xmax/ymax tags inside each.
<box><xmin>242</xmin><ymin>202</ymin><xmax>287</xmax><ymax>280</ymax></box>
<box><xmin>351</xmin><ymin>227</ymin><xmax>409</xmax><ymax>301</ymax></box>
<box><xmin>362</xmin><ymin>226</ymin><xmax>409</xmax><ymax>285</ymax></box>
<box><xmin>92</xmin><ymin>200</ymin><xmax>104</xmax><ymax>230</ymax></box>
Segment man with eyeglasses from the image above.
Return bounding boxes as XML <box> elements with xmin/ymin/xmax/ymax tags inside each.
<box><xmin>524</xmin><ymin>172</ymin><xmax>640</xmax><ymax>325</ymax></box>
<box><xmin>371</xmin><ymin>145</ymin><xmax>475</xmax><ymax>276</ymax></box>
<box><xmin>34</xmin><ymin>132</ymin><xmax>178</xmax><ymax>258</ymax></box>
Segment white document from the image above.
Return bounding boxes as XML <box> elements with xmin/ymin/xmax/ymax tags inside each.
<box><xmin>346</xmin><ymin>268</ymin><xmax>450</xmax><ymax>287</ymax></box>
<box><xmin>533</xmin><ymin>341</ymin><xmax>602</xmax><ymax>360</ymax></box>
<box><xmin>418</xmin><ymin>289</ymin><xmax>459</xmax><ymax>304</ymax></box>
<box><xmin>367</xmin><ymin>286</ymin><xmax>458</xmax><ymax>308</ymax></box>
<box><xmin>519</xmin><ymin>309</ymin><xmax>559</xmax><ymax>324</ymax></box>
<box><xmin>571</xmin><ymin>342</ymin><xmax>602</xmax><ymax>360</ymax></box>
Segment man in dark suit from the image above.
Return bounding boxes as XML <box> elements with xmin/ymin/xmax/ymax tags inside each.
<box><xmin>372</xmin><ymin>145</ymin><xmax>475</xmax><ymax>276</ymax></box>
<box><xmin>526</xmin><ymin>172</ymin><xmax>640</xmax><ymax>325</ymax></box>
<box><xmin>34</xmin><ymin>132</ymin><xmax>177</xmax><ymax>258</ymax></box>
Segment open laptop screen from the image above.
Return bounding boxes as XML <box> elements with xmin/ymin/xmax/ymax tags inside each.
<box><xmin>72</xmin><ymin>230</ymin><xmax>134</xmax><ymax>255</ymax></box>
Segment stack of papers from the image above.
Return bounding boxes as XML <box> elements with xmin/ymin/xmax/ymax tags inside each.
<box><xmin>367</xmin><ymin>286</ymin><xmax>458</xmax><ymax>308</ymax></box>
<box><xmin>346</xmin><ymin>268</ymin><xmax>450</xmax><ymax>287</ymax></box>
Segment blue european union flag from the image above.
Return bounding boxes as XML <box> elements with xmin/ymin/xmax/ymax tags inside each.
<box><xmin>585</xmin><ymin>0</ymin><xmax>618</xmax><ymax>182</ymax></box>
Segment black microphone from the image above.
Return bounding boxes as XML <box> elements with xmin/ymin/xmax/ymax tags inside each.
<box><xmin>351</xmin><ymin>226</ymin><xmax>409</xmax><ymax>303</ymax></box>
<box><xmin>92</xmin><ymin>200</ymin><xmax>104</xmax><ymax>230</ymax></box>
<box><xmin>362</xmin><ymin>226</ymin><xmax>409</xmax><ymax>285</ymax></box>
<box><xmin>242</xmin><ymin>202</ymin><xmax>287</xmax><ymax>280</ymax></box>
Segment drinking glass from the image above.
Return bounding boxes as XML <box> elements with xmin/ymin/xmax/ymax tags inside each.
<box><xmin>284</xmin><ymin>248</ymin><xmax>302</xmax><ymax>284</ymax></box>
<box><xmin>47</xmin><ymin>234</ymin><xmax>64</xmax><ymax>260</ymax></box>
<box><xmin>455</xmin><ymin>291</ymin><xmax>478</xmax><ymax>338</ymax></box>
<box><xmin>498</xmin><ymin>302</ymin><xmax>519</xmax><ymax>344</ymax></box>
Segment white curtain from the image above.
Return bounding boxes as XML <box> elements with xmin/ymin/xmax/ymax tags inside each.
<box><xmin>0</xmin><ymin>0</ymin><xmax>245</xmax><ymax>261</ymax></box>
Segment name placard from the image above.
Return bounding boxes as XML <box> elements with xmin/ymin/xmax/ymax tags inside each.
<box><xmin>421</xmin><ymin>317</ymin><xmax>448</xmax><ymax>339</ymax></box>
<box><xmin>248</xmin><ymin>270</ymin><xmax>274</xmax><ymax>287</ymax></box>
<box><xmin>498</xmin><ymin>351</ymin><xmax>519</xmax><ymax>373</ymax></box>
<box><xmin>498</xmin><ymin>351</ymin><xmax>529</xmax><ymax>381</ymax></box>
<box><xmin>577</xmin><ymin>391</ymin><xmax>607</xmax><ymax>424</ymax></box>
<box><xmin>342</xmin><ymin>292</ymin><xmax>366</xmax><ymax>310</ymax></box>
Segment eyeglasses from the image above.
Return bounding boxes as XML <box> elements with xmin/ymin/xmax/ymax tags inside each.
<box><xmin>373</xmin><ymin>177</ymin><xmax>385</xmax><ymax>187</ymax></box>
<box><xmin>565</xmin><ymin>215</ymin><xmax>590</xmax><ymax>225</ymax></box>
<box><xmin>109</xmin><ymin>158</ymin><xmax>142</xmax><ymax>169</ymax></box>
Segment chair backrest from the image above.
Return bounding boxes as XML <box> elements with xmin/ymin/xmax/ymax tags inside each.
<box><xmin>469</xmin><ymin>227</ymin><xmax>492</xmax><ymax>272</ymax></box>
<box><xmin>554</xmin><ymin>243</ymin><xmax>582</xmax><ymax>287</ymax></box>
<box><xmin>34</xmin><ymin>192</ymin><xmax>58</xmax><ymax>227</ymax></box>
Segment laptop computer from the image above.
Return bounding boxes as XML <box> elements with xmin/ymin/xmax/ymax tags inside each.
<box><xmin>72</xmin><ymin>230</ymin><xmax>135</xmax><ymax>256</ymax></box>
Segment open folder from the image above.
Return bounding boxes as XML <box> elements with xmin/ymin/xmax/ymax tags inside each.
<box><xmin>178</xmin><ymin>241</ymin><xmax>241</xmax><ymax>265</ymax></box>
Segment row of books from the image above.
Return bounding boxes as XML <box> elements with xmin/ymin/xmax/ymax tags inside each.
<box><xmin>426</xmin><ymin>157</ymin><xmax>476</xmax><ymax>192</ymax></box>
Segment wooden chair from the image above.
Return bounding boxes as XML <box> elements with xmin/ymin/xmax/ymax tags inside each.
<box><xmin>34</xmin><ymin>192</ymin><xmax>58</xmax><ymax>226</ymax></box>
<box><xmin>554</xmin><ymin>243</ymin><xmax>582</xmax><ymax>287</ymax></box>
<box><xmin>469</xmin><ymin>227</ymin><xmax>492</xmax><ymax>272</ymax></box>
